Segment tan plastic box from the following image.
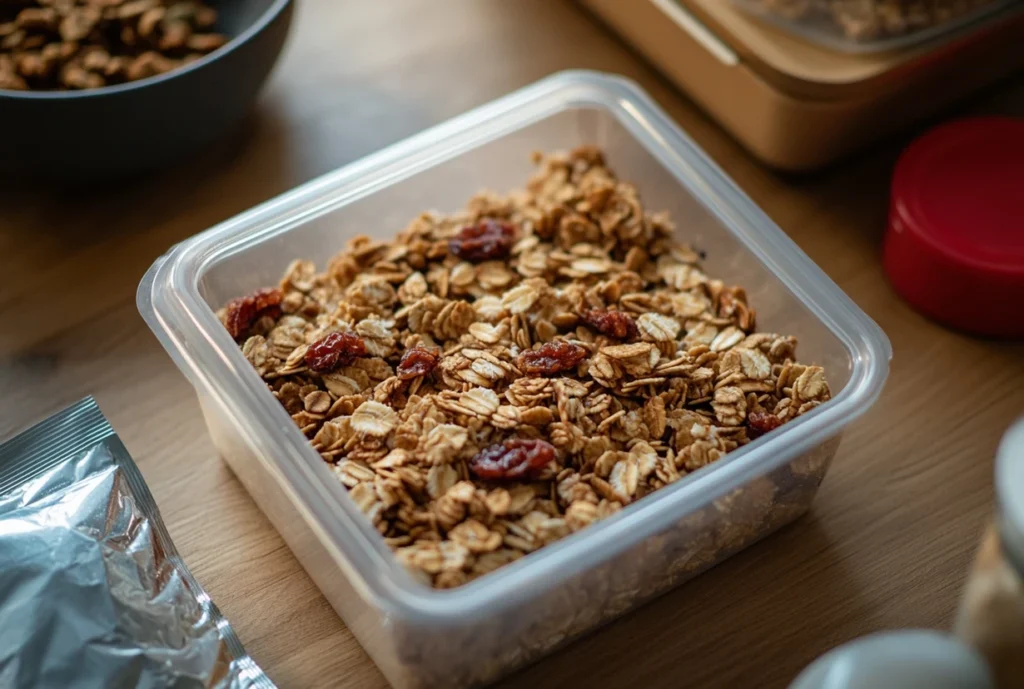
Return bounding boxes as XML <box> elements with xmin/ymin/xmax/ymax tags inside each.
<box><xmin>580</xmin><ymin>0</ymin><xmax>1024</xmax><ymax>171</ymax></box>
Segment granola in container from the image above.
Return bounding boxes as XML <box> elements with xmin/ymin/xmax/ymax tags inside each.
<box><xmin>733</xmin><ymin>0</ymin><xmax>1018</xmax><ymax>51</ymax></box>
<box><xmin>219</xmin><ymin>146</ymin><xmax>832</xmax><ymax>589</ymax></box>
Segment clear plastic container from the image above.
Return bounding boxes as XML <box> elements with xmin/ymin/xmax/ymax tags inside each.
<box><xmin>730</xmin><ymin>0</ymin><xmax>1023</xmax><ymax>53</ymax></box>
<box><xmin>138</xmin><ymin>70</ymin><xmax>891</xmax><ymax>688</ymax></box>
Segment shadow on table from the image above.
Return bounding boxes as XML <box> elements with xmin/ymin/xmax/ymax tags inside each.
<box><xmin>0</xmin><ymin>104</ymin><xmax>292</xmax><ymax>238</ymax></box>
<box><xmin>497</xmin><ymin>514</ymin><xmax>867</xmax><ymax>689</ymax></box>
<box><xmin>0</xmin><ymin>73</ymin><xmax>437</xmax><ymax>250</ymax></box>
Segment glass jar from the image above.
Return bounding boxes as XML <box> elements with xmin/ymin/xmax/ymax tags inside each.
<box><xmin>955</xmin><ymin>418</ymin><xmax>1024</xmax><ymax>689</ymax></box>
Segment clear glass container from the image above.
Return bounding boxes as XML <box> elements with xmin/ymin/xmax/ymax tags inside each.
<box><xmin>138</xmin><ymin>70</ymin><xmax>891</xmax><ymax>689</ymax></box>
<box><xmin>955</xmin><ymin>418</ymin><xmax>1024</xmax><ymax>689</ymax></box>
<box><xmin>730</xmin><ymin>0</ymin><xmax>1023</xmax><ymax>53</ymax></box>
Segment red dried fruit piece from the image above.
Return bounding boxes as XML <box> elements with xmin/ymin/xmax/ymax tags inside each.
<box><xmin>468</xmin><ymin>438</ymin><xmax>556</xmax><ymax>481</ymax></box>
<box><xmin>517</xmin><ymin>341</ymin><xmax>587</xmax><ymax>376</ymax></box>
<box><xmin>223</xmin><ymin>287</ymin><xmax>283</xmax><ymax>339</ymax></box>
<box><xmin>581</xmin><ymin>309</ymin><xmax>638</xmax><ymax>340</ymax></box>
<box><xmin>305</xmin><ymin>332</ymin><xmax>367</xmax><ymax>373</ymax></box>
<box><xmin>747</xmin><ymin>411</ymin><xmax>783</xmax><ymax>440</ymax></box>
<box><xmin>397</xmin><ymin>346</ymin><xmax>440</xmax><ymax>380</ymax></box>
<box><xmin>448</xmin><ymin>219</ymin><xmax>516</xmax><ymax>262</ymax></box>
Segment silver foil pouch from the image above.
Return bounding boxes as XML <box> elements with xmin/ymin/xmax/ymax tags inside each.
<box><xmin>0</xmin><ymin>397</ymin><xmax>275</xmax><ymax>689</ymax></box>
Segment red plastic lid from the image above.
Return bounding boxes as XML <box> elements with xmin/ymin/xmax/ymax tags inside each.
<box><xmin>883</xmin><ymin>117</ymin><xmax>1024</xmax><ymax>338</ymax></box>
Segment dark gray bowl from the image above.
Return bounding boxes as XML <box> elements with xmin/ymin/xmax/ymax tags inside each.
<box><xmin>0</xmin><ymin>0</ymin><xmax>293</xmax><ymax>181</ymax></box>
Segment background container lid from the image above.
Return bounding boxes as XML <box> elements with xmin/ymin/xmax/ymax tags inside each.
<box><xmin>681</xmin><ymin>0</ymin><xmax>1024</xmax><ymax>101</ymax></box>
<box><xmin>883</xmin><ymin>117</ymin><xmax>1024</xmax><ymax>339</ymax></box>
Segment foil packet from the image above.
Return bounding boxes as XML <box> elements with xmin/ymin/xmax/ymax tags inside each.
<box><xmin>0</xmin><ymin>397</ymin><xmax>275</xmax><ymax>689</ymax></box>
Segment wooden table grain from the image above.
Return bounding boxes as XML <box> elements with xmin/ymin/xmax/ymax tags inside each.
<box><xmin>1</xmin><ymin>1</ymin><xmax>1023</xmax><ymax>687</ymax></box>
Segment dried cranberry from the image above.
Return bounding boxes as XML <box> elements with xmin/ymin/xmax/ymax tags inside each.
<box><xmin>581</xmin><ymin>309</ymin><xmax>638</xmax><ymax>340</ymax></box>
<box><xmin>397</xmin><ymin>346</ymin><xmax>440</xmax><ymax>380</ymax></box>
<box><xmin>517</xmin><ymin>341</ymin><xmax>587</xmax><ymax>376</ymax></box>
<box><xmin>223</xmin><ymin>287</ymin><xmax>283</xmax><ymax>339</ymax></box>
<box><xmin>469</xmin><ymin>438</ymin><xmax>556</xmax><ymax>481</ymax></box>
<box><xmin>448</xmin><ymin>219</ymin><xmax>516</xmax><ymax>262</ymax></box>
<box><xmin>305</xmin><ymin>332</ymin><xmax>367</xmax><ymax>373</ymax></box>
<box><xmin>747</xmin><ymin>411</ymin><xmax>783</xmax><ymax>440</ymax></box>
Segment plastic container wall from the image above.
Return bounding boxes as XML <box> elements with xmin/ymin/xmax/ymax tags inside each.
<box><xmin>139</xmin><ymin>71</ymin><xmax>890</xmax><ymax>688</ymax></box>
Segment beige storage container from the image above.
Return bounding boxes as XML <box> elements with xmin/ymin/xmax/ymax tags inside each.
<box><xmin>580</xmin><ymin>0</ymin><xmax>1024</xmax><ymax>170</ymax></box>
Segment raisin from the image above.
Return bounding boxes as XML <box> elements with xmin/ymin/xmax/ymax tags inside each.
<box><xmin>581</xmin><ymin>309</ymin><xmax>638</xmax><ymax>340</ymax></box>
<box><xmin>305</xmin><ymin>332</ymin><xmax>367</xmax><ymax>373</ymax></box>
<box><xmin>223</xmin><ymin>287</ymin><xmax>283</xmax><ymax>339</ymax></box>
<box><xmin>448</xmin><ymin>219</ymin><xmax>516</xmax><ymax>262</ymax></box>
<box><xmin>468</xmin><ymin>438</ymin><xmax>556</xmax><ymax>481</ymax></box>
<box><xmin>397</xmin><ymin>346</ymin><xmax>440</xmax><ymax>380</ymax></box>
<box><xmin>517</xmin><ymin>341</ymin><xmax>587</xmax><ymax>376</ymax></box>
<box><xmin>747</xmin><ymin>411</ymin><xmax>783</xmax><ymax>440</ymax></box>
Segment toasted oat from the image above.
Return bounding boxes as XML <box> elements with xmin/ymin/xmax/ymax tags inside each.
<box><xmin>224</xmin><ymin>146</ymin><xmax>831</xmax><ymax>588</ymax></box>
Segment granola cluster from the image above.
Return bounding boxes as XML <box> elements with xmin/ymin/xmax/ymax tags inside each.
<box><xmin>223</xmin><ymin>147</ymin><xmax>831</xmax><ymax>589</ymax></box>
<box><xmin>0</xmin><ymin>0</ymin><xmax>227</xmax><ymax>91</ymax></box>
<box><xmin>753</xmin><ymin>0</ymin><xmax>997</xmax><ymax>40</ymax></box>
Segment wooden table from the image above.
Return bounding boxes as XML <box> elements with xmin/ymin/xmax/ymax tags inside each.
<box><xmin>1</xmin><ymin>1</ymin><xmax>1022</xmax><ymax>687</ymax></box>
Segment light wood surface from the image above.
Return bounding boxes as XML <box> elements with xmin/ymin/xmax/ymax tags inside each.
<box><xmin>1</xmin><ymin>1</ymin><xmax>1022</xmax><ymax>687</ymax></box>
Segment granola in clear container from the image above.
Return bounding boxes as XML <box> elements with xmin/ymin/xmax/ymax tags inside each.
<box><xmin>219</xmin><ymin>146</ymin><xmax>832</xmax><ymax>589</ymax></box>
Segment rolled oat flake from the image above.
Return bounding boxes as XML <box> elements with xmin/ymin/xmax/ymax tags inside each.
<box><xmin>0</xmin><ymin>398</ymin><xmax>275</xmax><ymax>689</ymax></box>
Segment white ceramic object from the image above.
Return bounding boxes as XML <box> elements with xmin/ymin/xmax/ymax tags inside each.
<box><xmin>789</xmin><ymin>630</ymin><xmax>994</xmax><ymax>689</ymax></box>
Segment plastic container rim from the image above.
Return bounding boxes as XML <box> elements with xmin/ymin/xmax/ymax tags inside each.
<box><xmin>138</xmin><ymin>69</ymin><xmax>891</xmax><ymax>622</ymax></box>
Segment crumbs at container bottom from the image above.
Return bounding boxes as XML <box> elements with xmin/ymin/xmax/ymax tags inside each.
<box><xmin>219</xmin><ymin>145</ymin><xmax>833</xmax><ymax>590</ymax></box>
<box><xmin>385</xmin><ymin>437</ymin><xmax>839</xmax><ymax>689</ymax></box>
